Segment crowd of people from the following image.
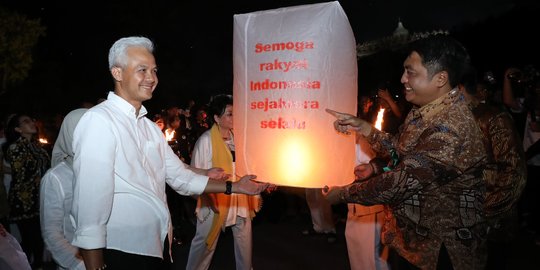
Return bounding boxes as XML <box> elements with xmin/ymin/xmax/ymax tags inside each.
<box><xmin>0</xmin><ymin>33</ymin><xmax>538</xmax><ymax>270</ymax></box>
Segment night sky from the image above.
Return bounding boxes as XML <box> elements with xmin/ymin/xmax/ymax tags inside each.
<box><xmin>1</xmin><ymin>0</ymin><xmax>539</xmax><ymax>116</ymax></box>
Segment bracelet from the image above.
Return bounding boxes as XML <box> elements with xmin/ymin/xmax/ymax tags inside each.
<box><xmin>224</xmin><ymin>181</ymin><xmax>232</xmax><ymax>195</ymax></box>
<box><xmin>93</xmin><ymin>264</ymin><xmax>107</xmax><ymax>270</ymax></box>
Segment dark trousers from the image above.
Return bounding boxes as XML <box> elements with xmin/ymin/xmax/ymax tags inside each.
<box><xmin>103</xmin><ymin>236</ymin><xmax>171</xmax><ymax>270</ymax></box>
<box><xmin>394</xmin><ymin>244</ymin><xmax>454</xmax><ymax>270</ymax></box>
<box><xmin>16</xmin><ymin>216</ymin><xmax>44</xmax><ymax>268</ymax></box>
<box><xmin>519</xmin><ymin>165</ymin><xmax>540</xmax><ymax>232</ymax></box>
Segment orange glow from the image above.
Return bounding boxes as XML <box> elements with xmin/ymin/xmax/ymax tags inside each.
<box><xmin>39</xmin><ymin>137</ymin><xmax>48</xmax><ymax>144</ymax></box>
<box><xmin>374</xmin><ymin>108</ymin><xmax>385</xmax><ymax>131</ymax></box>
<box><xmin>165</xmin><ymin>129</ymin><xmax>175</xmax><ymax>141</ymax></box>
<box><xmin>235</xmin><ymin>121</ymin><xmax>356</xmax><ymax>188</ymax></box>
<box><xmin>276</xmin><ymin>137</ymin><xmax>314</xmax><ymax>186</ymax></box>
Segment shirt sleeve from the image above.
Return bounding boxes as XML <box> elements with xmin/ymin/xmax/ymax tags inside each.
<box><xmin>71</xmin><ymin>112</ymin><xmax>116</xmax><ymax>249</ymax></box>
<box><xmin>7</xmin><ymin>143</ymin><xmax>33</xmax><ymax>188</ymax></box>
<box><xmin>345</xmin><ymin>123</ymin><xmax>465</xmax><ymax>206</ymax></box>
<box><xmin>165</xmin><ymin>134</ymin><xmax>209</xmax><ymax>196</ymax></box>
<box><xmin>190</xmin><ymin>132</ymin><xmax>213</xmax><ymax>170</ymax></box>
<box><xmin>484</xmin><ymin>111</ymin><xmax>527</xmax><ymax>217</ymax></box>
<box><xmin>39</xmin><ymin>167</ymin><xmax>83</xmax><ymax>269</ymax></box>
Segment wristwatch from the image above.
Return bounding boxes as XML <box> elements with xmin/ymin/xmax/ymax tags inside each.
<box><xmin>225</xmin><ymin>181</ymin><xmax>232</xmax><ymax>195</ymax></box>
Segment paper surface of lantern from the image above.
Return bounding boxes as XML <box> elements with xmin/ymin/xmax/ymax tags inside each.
<box><xmin>233</xmin><ymin>1</ymin><xmax>357</xmax><ymax>188</ymax></box>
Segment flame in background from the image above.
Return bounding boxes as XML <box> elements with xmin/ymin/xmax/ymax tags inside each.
<box><xmin>375</xmin><ymin>108</ymin><xmax>385</xmax><ymax>131</ymax></box>
<box><xmin>165</xmin><ymin>129</ymin><xmax>175</xmax><ymax>141</ymax></box>
<box><xmin>39</xmin><ymin>137</ymin><xmax>48</xmax><ymax>144</ymax></box>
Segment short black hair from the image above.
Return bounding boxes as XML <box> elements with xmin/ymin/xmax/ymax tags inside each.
<box><xmin>408</xmin><ymin>34</ymin><xmax>471</xmax><ymax>88</ymax></box>
<box><xmin>207</xmin><ymin>94</ymin><xmax>233</xmax><ymax>126</ymax></box>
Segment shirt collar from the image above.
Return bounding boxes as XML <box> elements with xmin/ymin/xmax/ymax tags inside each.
<box><xmin>107</xmin><ymin>91</ymin><xmax>148</xmax><ymax>119</ymax></box>
<box><xmin>411</xmin><ymin>88</ymin><xmax>461</xmax><ymax>121</ymax></box>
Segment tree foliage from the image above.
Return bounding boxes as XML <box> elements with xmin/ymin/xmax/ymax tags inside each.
<box><xmin>0</xmin><ymin>6</ymin><xmax>46</xmax><ymax>96</ymax></box>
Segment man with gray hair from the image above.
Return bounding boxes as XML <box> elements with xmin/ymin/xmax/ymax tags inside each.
<box><xmin>71</xmin><ymin>36</ymin><xmax>270</xmax><ymax>270</ymax></box>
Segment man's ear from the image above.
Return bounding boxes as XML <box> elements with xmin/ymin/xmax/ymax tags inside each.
<box><xmin>436</xmin><ymin>71</ymin><xmax>449</xmax><ymax>87</ymax></box>
<box><xmin>111</xmin><ymin>67</ymin><xmax>122</xmax><ymax>82</ymax></box>
<box><xmin>14</xmin><ymin>127</ymin><xmax>22</xmax><ymax>134</ymax></box>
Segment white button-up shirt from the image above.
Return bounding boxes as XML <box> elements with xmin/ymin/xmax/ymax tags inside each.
<box><xmin>71</xmin><ymin>92</ymin><xmax>208</xmax><ymax>258</ymax></box>
<box><xmin>40</xmin><ymin>161</ymin><xmax>85</xmax><ymax>270</ymax></box>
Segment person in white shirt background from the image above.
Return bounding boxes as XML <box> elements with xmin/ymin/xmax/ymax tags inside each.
<box><xmin>186</xmin><ymin>94</ymin><xmax>265</xmax><ymax>270</ymax></box>
<box><xmin>40</xmin><ymin>108</ymin><xmax>88</xmax><ymax>270</ymax></box>
<box><xmin>344</xmin><ymin>134</ymin><xmax>392</xmax><ymax>270</ymax></box>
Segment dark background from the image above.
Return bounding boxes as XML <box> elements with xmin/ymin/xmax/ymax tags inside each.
<box><xmin>1</xmin><ymin>0</ymin><xmax>539</xmax><ymax>116</ymax></box>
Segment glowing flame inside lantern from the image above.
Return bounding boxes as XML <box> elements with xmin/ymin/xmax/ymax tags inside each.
<box><xmin>374</xmin><ymin>108</ymin><xmax>385</xmax><ymax>131</ymax></box>
<box><xmin>39</xmin><ymin>137</ymin><xmax>48</xmax><ymax>144</ymax></box>
<box><xmin>277</xmin><ymin>137</ymin><xmax>314</xmax><ymax>186</ymax></box>
<box><xmin>165</xmin><ymin>129</ymin><xmax>175</xmax><ymax>141</ymax></box>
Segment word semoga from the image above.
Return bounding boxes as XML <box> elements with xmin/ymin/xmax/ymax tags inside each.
<box><xmin>255</xmin><ymin>41</ymin><xmax>314</xmax><ymax>53</ymax></box>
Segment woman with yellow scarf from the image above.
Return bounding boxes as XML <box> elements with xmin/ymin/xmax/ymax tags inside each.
<box><xmin>186</xmin><ymin>94</ymin><xmax>261</xmax><ymax>270</ymax></box>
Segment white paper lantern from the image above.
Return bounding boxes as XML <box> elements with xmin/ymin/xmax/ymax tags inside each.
<box><xmin>233</xmin><ymin>1</ymin><xmax>357</xmax><ymax>188</ymax></box>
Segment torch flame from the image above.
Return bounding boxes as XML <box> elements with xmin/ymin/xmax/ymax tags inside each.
<box><xmin>39</xmin><ymin>137</ymin><xmax>48</xmax><ymax>144</ymax></box>
<box><xmin>165</xmin><ymin>129</ymin><xmax>175</xmax><ymax>141</ymax></box>
<box><xmin>374</xmin><ymin>108</ymin><xmax>385</xmax><ymax>131</ymax></box>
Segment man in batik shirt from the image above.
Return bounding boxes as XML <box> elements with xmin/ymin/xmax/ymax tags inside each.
<box><xmin>325</xmin><ymin>35</ymin><xmax>488</xmax><ymax>270</ymax></box>
<box><xmin>460</xmin><ymin>69</ymin><xmax>527</xmax><ymax>269</ymax></box>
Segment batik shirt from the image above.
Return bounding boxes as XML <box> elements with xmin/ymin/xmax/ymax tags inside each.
<box><xmin>7</xmin><ymin>137</ymin><xmax>50</xmax><ymax>221</ymax></box>
<box><xmin>343</xmin><ymin>89</ymin><xmax>488</xmax><ymax>270</ymax></box>
<box><xmin>469</xmin><ymin>102</ymin><xmax>527</xmax><ymax>220</ymax></box>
